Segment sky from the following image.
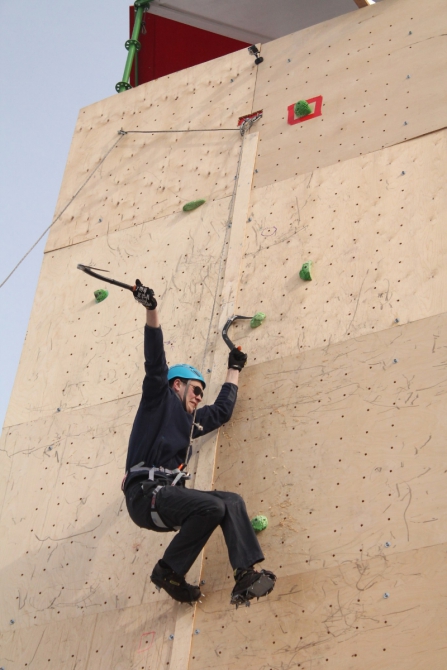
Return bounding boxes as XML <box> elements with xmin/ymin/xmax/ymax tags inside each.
<box><xmin>0</xmin><ymin>2</ymin><xmax>129</xmax><ymax>430</ymax></box>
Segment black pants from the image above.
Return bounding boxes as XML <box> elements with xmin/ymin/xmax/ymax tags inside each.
<box><xmin>125</xmin><ymin>480</ymin><xmax>264</xmax><ymax>576</ymax></box>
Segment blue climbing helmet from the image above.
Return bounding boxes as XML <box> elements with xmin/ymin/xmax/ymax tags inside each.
<box><xmin>167</xmin><ymin>364</ymin><xmax>206</xmax><ymax>389</ymax></box>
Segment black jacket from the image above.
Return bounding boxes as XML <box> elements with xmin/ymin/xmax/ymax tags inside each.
<box><xmin>125</xmin><ymin>326</ymin><xmax>237</xmax><ymax>478</ymax></box>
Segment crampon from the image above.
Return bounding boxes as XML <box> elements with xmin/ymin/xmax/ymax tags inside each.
<box><xmin>151</xmin><ymin>561</ymin><xmax>202</xmax><ymax>605</ymax></box>
<box><xmin>230</xmin><ymin>568</ymin><xmax>276</xmax><ymax>609</ymax></box>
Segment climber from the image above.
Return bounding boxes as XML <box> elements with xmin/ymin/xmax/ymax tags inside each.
<box><xmin>122</xmin><ymin>281</ymin><xmax>276</xmax><ymax>607</ymax></box>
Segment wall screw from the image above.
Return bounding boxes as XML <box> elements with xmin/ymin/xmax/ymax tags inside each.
<box><xmin>401</xmin><ymin>171</ymin><xmax>406</xmax><ymax>175</ymax></box>
<box><xmin>383</xmin><ymin>592</ymin><xmax>390</xmax><ymax>599</ymax></box>
<box><xmin>248</xmin><ymin>218</ymin><xmax>252</xmax><ymax>222</ymax></box>
<box><xmin>48</xmin><ymin>446</ymin><xmax>53</xmax><ymax>451</ymax></box>
<box><xmin>194</xmin><ymin>629</ymin><xmax>200</xmax><ymax>635</ymax></box>
<box><xmin>409</xmin><ymin>30</ymin><xmax>412</xmax><ymax>35</ymax></box>
<box><xmin>230</xmin><ymin>79</ymin><xmax>234</xmax><ymax>82</ymax></box>
<box><xmin>57</xmin><ymin>408</ymin><xmax>61</xmax><ymax>412</ymax></box>
<box><xmin>207</xmin><ymin>369</ymin><xmax>211</xmax><ymax>373</ymax></box>
<box><xmin>404</xmin><ymin>121</ymin><xmax>408</xmax><ymax>125</ymax></box>
<box><xmin>255</xmin><ymin>169</ymin><xmax>258</xmax><ymax>173</ymax></box>
<box><xmin>394</xmin><ymin>318</ymin><xmax>400</xmax><ymax>323</ymax></box>
<box><xmin>169</xmin><ymin>634</ymin><xmax>174</xmax><ymax>640</ymax></box>
<box><xmin>10</xmin><ymin>619</ymin><xmax>15</xmax><ymax>625</ymax></box>
<box><xmin>385</xmin><ymin>542</ymin><xmax>391</xmax><ymax>548</ymax></box>
<box><xmin>288</xmin><ymin>58</ymin><xmax>291</xmax><ymax>62</ymax></box>
<box><xmin>406</xmin><ymin>74</ymin><xmax>411</xmax><ymax>79</ymax></box>
<box><xmin>393</xmin><ymin>359</ymin><xmax>398</xmax><ymax>364</ymax></box>
<box><xmin>200</xmin><ymin>580</ymin><xmax>206</xmax><ymax>585</ymax></box>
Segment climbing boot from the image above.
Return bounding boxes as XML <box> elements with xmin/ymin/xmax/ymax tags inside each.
<box><xmin>151</xmin><ymin>561</ymin><xmax>202</xmax><ymax>604</ymax></box>
<box><xmin>230</xmin><ymin>567</ymin><xmax>276</xmax><ymax>608</ymax></box>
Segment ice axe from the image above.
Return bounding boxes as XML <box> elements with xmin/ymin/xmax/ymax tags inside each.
<box><xmin>222</xmin><ymin>312</ymin><xmax>266</xmax><ymax>351</ymax></box>
<box><xmin>78</xmin><ymin>264</ymin><xmax>157</xmax><ymax>309</ymax></box>
<box><xmin>77</xmin><ymin>264</ymin><xmax>136</xmax><ymax>291</ymax></box>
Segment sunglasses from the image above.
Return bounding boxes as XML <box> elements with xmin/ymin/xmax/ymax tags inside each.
<box><xmin>190</xmin><ymin>384</ymin><xmax>204</xmax><ymax>399</ymax></box>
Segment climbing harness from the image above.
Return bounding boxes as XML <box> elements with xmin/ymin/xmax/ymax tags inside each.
<box><xmin>122</xmin><ymin>462</ymin><xmax>191</xmax><ymax>530</ymax></box>
<box><xmin>123</xmin><ymin>462</ymin><xmax>191</xmax><ymax>489</ymax></box>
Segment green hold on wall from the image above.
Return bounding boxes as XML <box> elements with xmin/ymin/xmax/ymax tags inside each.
<box><xmin>251</xmin><ymin>515</ymin><xmax>268</xmax><ymax>532</ymax></box>
<box><xmin>183</xmin><ymin>199</ymin><xmax>206</xmax><ymax>212</ymax></box>
<box><xmin>294</xmin><ymin>100</ymin><xmax>312</xmax><ymax>117</ymax></box>
<box><xmin>94</xmin><ymin>289</ymin><xmax>109</xmax><ymax>302</ymax></box>
<box><xmin>250</xmin><ymin>312</ymin><xmax>266</xmax><ymax>328</ymax></box>
<box><xmin>299</xmin><ymin>261</ymin><xmax>313</xmax><ymax>281</ymax></box>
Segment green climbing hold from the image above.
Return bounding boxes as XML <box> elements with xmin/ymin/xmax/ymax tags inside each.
<box><xmin>183</xmin><ymin>199</ymin><xmax>206</xmax><ymax>212</ymax></box>
<box><xmin>94</xmin><ymin>289</ymin><xmax>109</xmax><ymax>303</ymax></box>
<box><xmin>251</xmin><ymin>515</ymin><xmax>268</xmax><ymax>532</ymax></box>
<box><xmin>294</xmin><ymin>100</ymin><xmax>312</xmax><ymax>117</ymax></box>
<box><xmin>250</xmin><ymin>312</ymin><xmax>266</xmax><ymax>329</ymax></box>
<box><xmin>299</xmin><ymin>261</ymin><xmax>313</xmax><ymax>281</ymax></box>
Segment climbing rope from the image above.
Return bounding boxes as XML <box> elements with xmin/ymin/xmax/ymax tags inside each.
<box><xmin>199</xmin><ymin>116</ymin><xmax>260</xmax><ymax>370</ymax></box>
<box><xmin>199</xmin><ymin>129</ymin><xmax>249</xmax><ymax>372</ymax></box>
<box><xmin>119</xmin><ymin>128</ymin><xmax>239</xmax><ymax>134</ymax></box>
<box><xmin>0</xmin><ymin>133</ymin><xmax>125</xmax><ymax>289</ymax></box>
<box><xmin>1</xmin><ymin>122</ymin><xmax>252</xmax><ymax>290</ymax></box>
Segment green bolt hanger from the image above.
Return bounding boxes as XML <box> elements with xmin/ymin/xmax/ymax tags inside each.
<box><xmin>116</xmin><ymin>0</ymin><xmax>152</xmax><ymax>94</ymax></box>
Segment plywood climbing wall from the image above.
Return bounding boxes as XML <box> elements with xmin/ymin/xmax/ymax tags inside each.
<box><xmin>1</xmin><ymin>0</ymin><xmax>447</xmax><ymax>667</ymax></box>
<box><xmin>252</xmin><ymin>0</ymin><xmax>447</xmax><ymax>186</ymax></box>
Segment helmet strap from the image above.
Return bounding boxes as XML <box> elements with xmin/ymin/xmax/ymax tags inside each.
<box><xmin>182</xmin><ymin>380</ymin><xmax>190</xmax><ymax>411</ymax></box>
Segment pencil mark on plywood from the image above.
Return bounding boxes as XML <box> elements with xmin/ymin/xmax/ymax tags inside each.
<box><xmin>415</xmin><ymin>435</ymin><xmax>431</xmax><ymax>454</ymax></box>
<box><xmin>346</xmin><ymin>271</ymin><xmax>369</xmax><ymax>334</ymax></box>
<box><xmin>400</xmin><ymin>483</ymin><xmax>412</xmax><ymax>542</ymax></box>
<box><xmin>28</xmin><ymin>630</ymin><xmax>46</xmax><ymax>666</ymax></box>
<box><xmin>35</xmin><ymin>522</ymin><xmax>102</xmax><ymax>542</ymax></box>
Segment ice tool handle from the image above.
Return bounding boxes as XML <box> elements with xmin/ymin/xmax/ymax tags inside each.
<box><xmin>77</xmin><ymin>264</ymin><xmax>135</xmax><ymax>292</ymax></box>
<box><xmin>222</xmin><ymin>315</ymin><xmax>253</xmax><ymax>351</ymax></box>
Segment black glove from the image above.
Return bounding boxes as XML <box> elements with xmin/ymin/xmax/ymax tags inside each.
<box><xmin>228</xmin><ymin>347</ymin><xmax>247</xmax><ymax>371</ymax></box>
<box><xmin>133</xmin><ymin>279</ymin><xmax>157</xmax><ymax>310</ymax></box>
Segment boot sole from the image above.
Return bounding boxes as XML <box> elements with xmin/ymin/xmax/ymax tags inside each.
<box><xmin>247</xmin><ymin>572</ymin><xmax>276</xmax><ymax>598</ymax></box>
<box><xmin>230</xmin><ymin>572</ymin><xmax>276</xmax><ymax>607</ymax></box>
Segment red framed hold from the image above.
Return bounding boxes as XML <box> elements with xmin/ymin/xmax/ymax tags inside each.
<box><xmin>287</xmin><ymin>96</ymin><xmax>323</xmax><ymax>125</ymax></box>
